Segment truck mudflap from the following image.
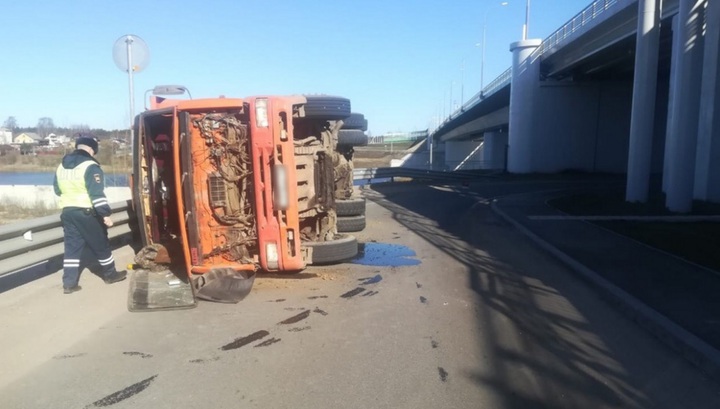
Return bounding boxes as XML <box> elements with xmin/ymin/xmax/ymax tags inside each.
<box><xmin>194</xmin><ymin>268</ymin><xmax>256</xmax><ymax>304</ymax></box>
<box><xmin>127</xmin><ymin>267</ymin><xmax>197</xmax><ymax>312</ymax></box>
<box><xmin>127</xmin><ymin>244</ymin><xmax>256</xmax><ymax>309</ymax></box>
<box><xmin>127</xmin><ymin>243</ymin><xmax>197</xmax><ymax>312</ymax></box>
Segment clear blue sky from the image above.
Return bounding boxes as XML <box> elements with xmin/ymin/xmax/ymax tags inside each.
<box><xmin>0</xmin><ymin>0</ymin><xmax>589</xmax><ymax>136</ymax></box>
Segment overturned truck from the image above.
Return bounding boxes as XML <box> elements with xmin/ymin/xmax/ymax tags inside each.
<box><xmin>131</xmin><ymin>95</ymin><xmax>357</xmax><ymax>303</ymax></box>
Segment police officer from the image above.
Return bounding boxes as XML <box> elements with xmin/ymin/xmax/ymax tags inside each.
<box><xmin>53</xmin><ymin>135</ymin><xmax>127</xmax><ymax>294</ymax></box>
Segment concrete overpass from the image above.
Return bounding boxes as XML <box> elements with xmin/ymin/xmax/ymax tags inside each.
<box><xmin>429</xmin><ymin>0</ymin><xmax>719</xmax><ymax>212</ymax></box>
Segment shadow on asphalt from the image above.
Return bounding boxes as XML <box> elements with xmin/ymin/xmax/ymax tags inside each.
<box><xmin>366</xmin><ymin>178</ymin><xmax>718</xmax><ymax>408</ymax></box>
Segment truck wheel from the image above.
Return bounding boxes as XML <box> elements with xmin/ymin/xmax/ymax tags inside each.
<box><xmin>336</xmin><ymin>197</ymin><xmax>366</xmax><ymax>216</ymax></box>
<box><xmin>338</xmin><ymin>129</ymin><xmax>368</xmax><ymax>146</ymax></box>
<box><xmin>303</xmin><ymin>234</ymin><xmax>358</xmax><ymax>264</ymax></box>
<box><xmin>337</xmin><ymin>215</ymin><xmax>366</xmax><ymax>232</ymax></box>
<box><xmin>302</xmin><ymin>95</ymin><xmax>351</xmax><ymax>120</ymax></box>
<box><xmin>342</xmin><ymin>113</ymin><xmax>368</xmax><ymax>131</ymax></box>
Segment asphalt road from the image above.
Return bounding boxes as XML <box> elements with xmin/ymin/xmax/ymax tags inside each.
<box><xmin>1</xmin><ymin>178</ymin><xmax>720</xmax><ymax>409</ymax></box>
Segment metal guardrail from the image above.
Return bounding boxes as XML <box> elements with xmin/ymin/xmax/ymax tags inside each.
<box><xmin>0</xmin><ymin>168</ymin><xmax>496</xmax><ymax>279</ymax></box>
<box><xmin>0</xmin><ymin>201</ymin><xmax>133</xmax><ymax>278</ymax></box>
<box><xmin>353</xmin><ymin>167</ymin><xmax>500</xmax><ymax>183</ymax></box>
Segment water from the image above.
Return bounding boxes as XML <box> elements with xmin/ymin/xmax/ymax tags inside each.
<box><xmin>351</xmin><ymin>242</ymin><xmax>421</xmax><ymax>267</ymax></box>
<box><xmin>354</xmin><ymin>177</ymin><xmax>391</xmax><ymax>186</ymax></box>
<box><xmin>0</xmin><ymin>171</ymin><xmax>129</xmax><ymax>186</ymax></box>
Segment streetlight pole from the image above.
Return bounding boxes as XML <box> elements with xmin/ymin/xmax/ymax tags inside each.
<box><xmin>460</xmin><ymin>59</ymin><xmax>465</xmax><ymax>108</ymax></box>
<box><xmin>125</xmin><ymin>36</ymin><xmax>135</xmax><ymax>127</ymax></box>
<box><xmin>522</xmin><ymin>0</ymin><xmax>530</xmax><ymax>40</ymax></box>
<box><xmin>449</xmin><ymin>81</ymin><xmax>454</xmax><ymax>114</ymax></box>
<box><xmin>480</xmin><ymin>2</ymin><xmax>509</xmax><ymax>96</ymax></box>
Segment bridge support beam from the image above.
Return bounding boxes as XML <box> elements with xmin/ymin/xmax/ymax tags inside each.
<box><xmin>694</xmin><ymin>0</ymin><xmax>720</xmax><ymax>202</ymax></box>
<box><xmin>665</xmin><ymin>0</ymin><xmax>706</xmax><ymax>212</ymax></box>
<box><xmin>482</xmin><ymin>131</ymin><xmax>508</xmax><ymax>170</ymax></box>
<box><xmin>625</xmin><ymin>0</ymin><xmax>661</xmax><ymax>203</ymax></box>
<box><xmin>507</xmin><ymin>39</ymin><xmax>542</xmax><ymax>173</ymax></box>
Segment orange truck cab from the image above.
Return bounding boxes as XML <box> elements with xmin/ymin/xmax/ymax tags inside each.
<box><xmin>132</xmin><ymin>96</ymin><xmax>305</xmax><ymax>283</ymax></box>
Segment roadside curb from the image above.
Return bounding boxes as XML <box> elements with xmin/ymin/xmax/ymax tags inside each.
<box><xmin>490</xmin><ymin>198</ymin><xmax>720</xmax><ymax>384</ymax></box>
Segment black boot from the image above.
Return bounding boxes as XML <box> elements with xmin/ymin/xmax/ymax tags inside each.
<box><xmin>104</xmin><ymin>270</ymin><xmax>127</xmax><ymax>284</ymax></box>
<box><xmin>63</xmin><ymin>285</ymin><xmax>82</xmax><ymax>294</ymax></box>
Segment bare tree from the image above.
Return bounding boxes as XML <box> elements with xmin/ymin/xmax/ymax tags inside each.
<box><xmin>37</xmin><ymin>117</ymin><xmax>55</xmax><ymax>138</ymax></box>
<box><xmin>69</xmin><ymin>124</ymin><xmax>90</xmax><ymax>138</ymax></box>
<box><xmin>3</xmin><ymin>116</ymin><xmax>17</xmax><ymax>130</ymax></box>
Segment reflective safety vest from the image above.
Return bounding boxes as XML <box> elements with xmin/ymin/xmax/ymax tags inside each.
<box><xmin>56</xmin><ymin>160</ymin><xmax>95</xmax><ymax>208</ymax></box>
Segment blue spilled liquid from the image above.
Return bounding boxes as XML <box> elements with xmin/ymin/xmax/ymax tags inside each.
<box><xmin>351</xmin><ymin>242</ymin><xmax>421</xmax><ymax>267</ymax></box>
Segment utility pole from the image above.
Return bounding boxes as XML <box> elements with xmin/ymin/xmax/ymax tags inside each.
<box><xmin>480</xmin><ymin>2</ymin><xmax>509</xmax><ymax>95</ymax></box>
<box><xmin>460</xmin><ymin>59</ymin><xmax>465</xmax><ymax>108</ymax></box>
<box><xmin>449</xmin><ymin>81</ymin><xmax>454</xmax><ymax>114</ymax></box>
<box><xmin>522</xmin><ymin>0</ymin><xmax>531</xmax><ymax>40</ymax></box>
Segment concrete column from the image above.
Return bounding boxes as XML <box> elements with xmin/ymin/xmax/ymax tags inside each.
<box><xmin>445</xmin><ymin>140</ymin><xmax>483</xmax><ymax>170</ymax></box>
<box><xmin>507</xmin><ymin>39</ymin><xmax>542</xmax><ymax>173</ymax></box>
<box><xmin>482</xmin><ymin>133</ymin><xmax>494</xmax><ymax>169</ymax></box>
<box><xmin>626</xmin><ymin>0</ymin><xmax>661</xmax><ymax>203</ymax></box>
<box><xmin>694</xmin><ymin>0</ymin><xmax>720</xmax><ymax>202</ymax></box>
<box><xmin>662</xmin><ymin>15</ymin><xmax>680</xmax><ymax>192</ymax></box>
<box><xmin>483</xmin><ymin>131</ymin><xmax>508</xmax><ymax>170</ymax></box>
<box><xmin>665</xmin><ymin>0</ymin><xmax>706</xmax><ymax>212</ymax></box>
<box><xmin>485</xmin><ymin>132</ymin><xmax>508</xmax><ymax>169</ymax></box>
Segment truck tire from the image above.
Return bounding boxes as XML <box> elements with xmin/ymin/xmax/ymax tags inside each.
<box><xmin>303</xmin><ymin>234</ymin><xmax>358</xmax><ymax>264</ymax></box>
<box><xmin>338</xmin><ymin>129</ymin><xmax>368</xmax><ymax>146</ymax></box>
<box><xmin>342</xmin><ymin>113</ymin><xmax>368</xmax><ymax>131</ymax></box>
<box><xmin>337</xmin><ymin>215</ymin><xmax>366</xmax><ymax>232</ymax></box>
<box><xmin>302</xmin><ymin>95</ymin><xmax>351</xmax><ymax>120</ymax></box>
<box><xmin>336</xmin><ymin>197</ymin><xmax>366</xmax><ymax>216</ymax></box>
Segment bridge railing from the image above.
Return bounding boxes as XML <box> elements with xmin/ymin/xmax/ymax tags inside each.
<box><xmin>537</xmin><ymin>0</ymin><xmax>619</xmax><ymax>57</ymax></box>
<box><xmin>432</xmin><ymin>0</ymin><xmax>623</xmax><ymax>136</ymax></box>
<box><xmin>433</xmin><ymin>67</ymin><xmax>513</xmax><ymax>134</ymax></box>
<box><xmin>460</xmin><ymin>68</ymin><xmax>513</xmax><ymax>113</ymax></box>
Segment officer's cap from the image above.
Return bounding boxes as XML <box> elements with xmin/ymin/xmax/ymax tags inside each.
<box><xmin>75</xmin><ymin>136</ymin><xmax>99</xmax><ymax>155</ymax></box>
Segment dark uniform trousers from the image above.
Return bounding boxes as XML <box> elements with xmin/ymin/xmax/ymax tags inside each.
<box><xmin>60</xmin><ymin>208</ymin><xmax>118</xmax><ymax>288</ymax></box>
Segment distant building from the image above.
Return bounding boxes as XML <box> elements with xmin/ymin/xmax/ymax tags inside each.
<box><xmin>14</xmin><ymin>132</ymin><xmax>41</xmax><ymax>144</ymax></box>
<box><xmin>112</xmin><ymin>138</ymin><xmax>128</xmax><ymax>150</ymax></box>
<box><xmin>45</xmin><ymin>133</ymin><xmax>69</xmax><ymax>147</ymax></box>
<box><xmin>0</xmin><ymin>128</ymin><xmax>12</xmax><ymax>144</ymax></box>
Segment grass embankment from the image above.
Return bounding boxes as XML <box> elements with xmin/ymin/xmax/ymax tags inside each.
<box><xmin>0</xmin><ymin>200</ymin><xmax>58</xmax><ymax>225</ymax></box>
<box><xmin>0</xmin><ymin>150</ymin><xmax>132</xmax><ymax>173</ymax></box>
<box><xmin>353</xmin><ymin>141</ymin><xmax>420</xmax><ymax>168</ymax></box>
<box><xmin>549</xmin><ymin>191</ymin><xmax>720</xmax><ymax>272</ymax></box>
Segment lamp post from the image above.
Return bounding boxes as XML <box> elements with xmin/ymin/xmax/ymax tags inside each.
<box><xmin>522</xmin><ymin>0</ymin><xmax>530</xmax><ymax>40</ymax></box>
<box><xmin>460</xmin><ymin>59</ymin><xmax>465</xmax><ymax>109</ymax></box>
<box><xmin>449</xmin><ymin>80</ymin><xmax>454</xmax><ymax>114</ymax></box>
<box><xmin>479</xmin><ymin>1</ymin><xmax>509</xmax><ymax>96</ymax></box>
